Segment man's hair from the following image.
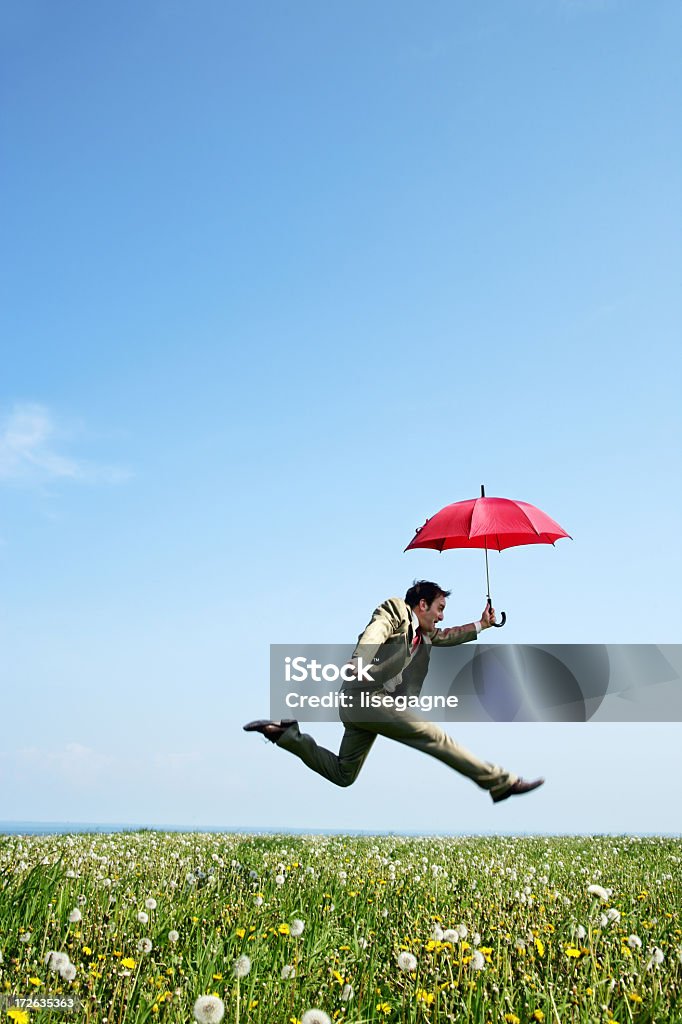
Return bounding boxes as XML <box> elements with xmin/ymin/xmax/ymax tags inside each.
<box><xmin>405</xmin><ymin>580</ymin><xmax>451</xmax><ymax>608</ymax></box>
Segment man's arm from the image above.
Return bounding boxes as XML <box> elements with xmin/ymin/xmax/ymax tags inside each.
<box><xmin>429</xmin><ymin>604</ymin><xmax>496</xmax><ymax>646</ymax></box>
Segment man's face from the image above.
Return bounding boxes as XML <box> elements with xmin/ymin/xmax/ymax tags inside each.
<box><xmin>415</xmin><ymin>595</ymin><xmax>446</xmax><ymax>633</ymax></box>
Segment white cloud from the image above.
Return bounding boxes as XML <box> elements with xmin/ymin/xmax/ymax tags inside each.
<box><xmin>0</xmin><ymin>402</ymin><xmax>129</xmax><ymax>485</ymax></box>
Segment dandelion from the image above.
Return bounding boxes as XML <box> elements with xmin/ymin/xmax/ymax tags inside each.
<box><xmin>627</xmin><ymin>934</ymin><xmax>642</xmax><ymax>949</ymax></box>
<box><xmin>443</xmin><ymin>928</ymin><xmax>459</xmax><ymax>943</ymax></box>
<box><xmin>301</xmin><ymin>1011</ymin><xmax>331</xmax><ymax>1024</ymax></box>
<box><xmin>340</xmin><ymin>984</ymin><xmax>354</xmax><ymax>1001</ymax></box>
<box><xmin>193</xmin><ymin>995</ymin><xmax>226</xmax><ymax>1023</ymax></box>
<box><xmin>647</xmin><ymin>947</ymin><xmax>664</xmax><ymax>969</ymax></box>
<box><xmin>606</xmin><ymin>908</ymin><xmax>621</xmax><ymax>924</ymax></box>
<box><xmin>275</xmin><ymin>874</ymin><xmax>285</xmax><ymax>885</ymax></box>
<box><xmin>281</xmin><ymin>964</ymin><xmax>296</xmax><ymax>979</ymax></box>
<box><xmin>471</xmin><ymin>950</ymin><xmax>486</xmax><ymax>970</ymax></box>
<box><xmin>290</xmin><ymin>918</ymin><xmax>305</xmax><ymax>937</ymax></box>
<box><xmin>7</xmin><ymin>1010</ymin><xmax>30</xmax><ymax>1024</ymax></box>
<box><xmin>45</xmin><ymin>951</ymin><xmax>70</xmax><ymax>973</ymax></box>
<box><xmin>431</xmin><ymin>925</ymin><xmax>444</xmax><ymax>941</ymax></box>
<box><xmin>168</xmin><ymin>930</ymin><xmax>179</xmax><ymax>943</ymax></box>
<box><xmin>233</xmin><ymin>954</ymin><xmax>251</xmax><ymax>978</ymax></box>
<box><xmin>60</xmin><ymin>963</ymin><xmax>77</xmax><ymax>982</ymax></box>
<box><xmin>254</xmin><ymin>896</ymin><xmax>263</xmax><ymax>906</ymax></box>
<box><xmin>397</xmin><ymin>951</ymin><xmax>418</xmax><ymax>972</ymax></box>
<box><xmin>457</xmin><ymin>924</ymin><xmax>468</xmax><ymax>939</ymax></box>
<box><xmin>69</xmin><ymin>907</ymin><xmax>82</xmax><ymax>923</ymax></box>
<box><xmin>587</xmin><ymin>884</ymin><xmax>609</xmax><ymax>901</ymax></box>
<box><xmin>137</xmin><ymin>911</ymin><xmax>149</xmax><ymax>924</ymax></box>
<box><xmin>121</xmin><ymin>958</ymin><xmax>137</xmax><ymax>970</ymax></box>
<box><xmin>145</xmin><ymin>898</ymin><xmax>157</xmax><ymax>910</ymax></box>
<box><xmin>575</xmin><ymin>925</ymin><xmax>587</xmax><ymax>940</ymax></box>
<box><xmin>138</xmin><ymin>938</ymin><xmax>153</xmax><ymax>953</ymax></box>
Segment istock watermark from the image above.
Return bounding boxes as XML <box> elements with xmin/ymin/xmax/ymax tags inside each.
<box><xmin>269</xmin><ymin>644</ymin><xmax>682</xmax><ymax>723</ymax></box>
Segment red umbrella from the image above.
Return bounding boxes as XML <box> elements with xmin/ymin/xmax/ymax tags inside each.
<box><xmin>404</xmin><ymin>485</ymin><xmax>571</xmax><ymax>627</ymax></box>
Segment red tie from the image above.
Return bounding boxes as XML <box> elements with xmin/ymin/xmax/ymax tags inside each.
<box><xmin>411</xmin><ymin>627</ymin><xmax>422</xmax><ymax>653</ymax></box>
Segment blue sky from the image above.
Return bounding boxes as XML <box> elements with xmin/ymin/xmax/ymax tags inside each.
<box><xmin>1</xmin><ymin>0</ymin><xmax>680</xmax><ymax>834</ymax></box>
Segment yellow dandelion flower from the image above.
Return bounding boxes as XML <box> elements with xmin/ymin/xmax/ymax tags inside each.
<box><xmin>279</xmin><ymin>924</ymin><xmax>290</xmax><ymax>935</ymax></box>
<box><xmin>416</xmin><ymin>989</ymin><xmax>435</xmax><ymax>1005</ymax></box>
<box><xmin>565</xmin><ymin>947</ymin><xmax>581</xmax><ymax>958</ymax></box>
<box><xmin>535</xmin><ymin>938</ymin><xmax>545</xmax><ymax>957</ymax></box>
<box><xmin>376</xmin><ymin>1002</ymin><xmax>392</xmax><ymax>1014</ymax></box>
<box><xmin>7</xmin><ymin>1010</ymin><xmax>30</xmax><ymax>1024</ymax></box>
<box><xmin>121</xmin><ymin>957</ymin><xmax>137</xmax><ymax>969</ymax></box>
<box><xmin>28</xmin><ymin>977</ymin><xmax>42</xmax><ymax>987</ymax></box>
<box><xmin>235</xmin><ymin>928</ymin><xmax>246</xmax><ymax>938</ymax></box>
<box><xmin>628</xmin><ymin>993</ymin><xmax>643</xmax><ymax>1004</ymax></box>
<box><xmin>504</xmin><ymin>1015</ymin><xmax>521</xmax><ymax>1024</ymax></box>
<box><xmin>212</xmin><ymin>973</ymin><xmax>223</xmax><ymax>981</ymax></box>
<box><xmin>249</xmin><ymin>1000</ymin><xmax>258</xmax><ymax>1010</ymax></box>
<box><xmin>533</xmin><ymin>1011</ymin><xmax>545</xmax><ymax>1022</ymax></box>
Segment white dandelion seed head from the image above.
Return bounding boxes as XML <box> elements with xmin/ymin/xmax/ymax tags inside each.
<box><xmin>431</xmin><ymin>925</ymin><xmax>444</xmax><ymax>941</ymax></box>
<box><xmin>60</xmin><ymin>963</ymin><xmax>77</xmax><ymax>982</ymax></box>
<box><xmin>193</xmin><ymin>994</ymin><xmax>225</xmax><ymax>1023</ymax></box>
<box><xmin>576</xmin><ymin>925</ymin><xmax>587</xmax><ymax>941</ymax></box>
<box><xmin>275</xmin><ymin>874</ymin><xmax>285</xmax><ymax>885</ymax></box>
<box><xmin>397</xmin><ymin>951</ymin><xmax>417</xmax><ymax>972</ymax></box>
<box><xmin>301</xmin><ymin>1010</ymin><xmax>332</xmax><ymax>1024</ymax></box>
<box><xmin>606</xmin><ymin>908</ymin><xmax>621</xmax><ymax>923</ymax></box>
<box><xmin>599</xmin><ymin>914</ymin><xmax>608</xmax><ymax>928</ymax></box>
<box><xmin>340</xmin><ymin>984</ymin><xmax>354</xmax><ymax>1001</ymax></box>
<box><xmin>145</xmin><ymin>898</ymin><xmax>157</xmax><ymax>910</ymax></box>
<box><xmin>254</xmin><ymin>896</ymin><xmax>263</xmax><ymax>906</ymax></box>
<box><xmin>456</xmin><ymin>924</ymin><xmax>468</xmax><ymax>939</ymax></box>
<box><xmin>627</xmin><ymin>934</ymin><xmax>642</xmax><ymax>949</ymax></box>
<box><xmin>281</xmin><ymin>964</ymin><xmax>296</xmax><ymax>979</ymax></box>
<box><xmin>290</xmin><ymin>918</ymin><xmax>305</xmax><ymax>937</ymax></box>
<box><xmin>471</xmin><ymin>950</ymin><xmax>486</xmax><ymax>971</ymax></box>
<box><xmin>137</xmin><ymin>911</ymin><xmax>149</xmax><ymax>924</ymax></box>
<box><xmin>587</xmin><ymin>884</ymin><xmax>609</xmax><ymax>901</ymax></box>
<box><xmin>233</xmin><ymin>954</ymin><xmax>251</xmax><ymax>978</ymax></box>
<box><xmin>45</xmin><ymin>951</ymin><xmax>70</xmax><ymax>973</ymax></box>
<box><xmin>647</xmin><ymin>947</ymin><xmax>665</xmax><ymax>968</ymax></box>
<box><xmin>443</xmin><ymin>929</ymin><xmax>459</xmax><ymax>943</ymax></box>
<box><xmin>138</xmin><ymin>938</ymin><xmax>153</xmax><ymax>953</ymax></box>
<box><xmin>168</xmin><ymin>930</ymin><xmax>179</xmax><ymax>943</ymax></box>
<box><xmin>357</xmin><ymin>936</ymin><xmax>369</xmax><ymax>949</ymax></box>
<box><xmin>515</xmin><ymin>938</ymin><xmax>526</xmax><ymax>951</ymax></box>
<box><xmin>68</xmin><ymin>909</ymin><xmax>82</xmax><ymax>923</ymax></box>
<box><xmin>473</xmin><ymin>933</ymin><xmax>481</xmax><ymax>946</ymax></box>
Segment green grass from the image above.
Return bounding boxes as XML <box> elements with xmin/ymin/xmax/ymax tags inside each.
<box><xmin>0</xmin><ymin>834</ymin><xmax>680</xmax><ymax>1023</ymax></box>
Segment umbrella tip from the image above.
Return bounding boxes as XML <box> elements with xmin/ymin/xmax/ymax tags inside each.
<box><xmin>480</xmin><ymin>484</ymin><xmax>485</xmax><ymax>497</ymax></box>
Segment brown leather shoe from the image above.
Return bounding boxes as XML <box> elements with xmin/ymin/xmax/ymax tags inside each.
<box><xmin>492</xmin><ymin>777</ymin><xmax>545</xmax><ymax>803</ymax></box>
<box><xmin>243</xmin><ymin>719</ymin><xmax>297</xmax><ymax>743</ymax></box>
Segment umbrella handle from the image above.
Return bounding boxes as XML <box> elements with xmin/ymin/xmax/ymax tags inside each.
<box><xmin>486</xmin><ymin>598</ymin><xmax>507</xmax><ymax>628</ymax></box>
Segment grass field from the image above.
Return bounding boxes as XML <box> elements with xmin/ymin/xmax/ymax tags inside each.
<box><xmin>0</xmin><ymin>833</ymin><xmax>680</xmax><ymax>1024</ymax></box>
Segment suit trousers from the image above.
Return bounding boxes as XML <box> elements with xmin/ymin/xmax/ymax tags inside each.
<box><xmin>276</xmin><ymin>696</ymin><xmax>518</xmax><ymax>800</ymax></box>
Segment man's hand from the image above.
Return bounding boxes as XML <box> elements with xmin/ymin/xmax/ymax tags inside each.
<box><xmin>481</xmin><ymin>603</ymin><xmax>497</xmax><ymax>629</ymax></box>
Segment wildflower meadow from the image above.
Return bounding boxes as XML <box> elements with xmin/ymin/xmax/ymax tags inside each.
<box><xmin>0</xmin><ymin>833</ymin><xmax>680</xmax><ymax>1024</ymax></box>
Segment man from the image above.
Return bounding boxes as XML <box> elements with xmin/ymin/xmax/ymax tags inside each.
<box><xmin>244</xmin><ymin>580</ymin><xmax>544</xmax><ymax>803</ymax></box>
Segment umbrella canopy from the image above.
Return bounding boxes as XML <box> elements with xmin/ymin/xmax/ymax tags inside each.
<box><xmin>404</xmin><ymin>487</ymin><xmax>571</xmax><ymax>627</ymax></box>
<box><xmin>405</xmin><ymin>495</ymin><xmax>571</xmax><ymax>552</ymax></box>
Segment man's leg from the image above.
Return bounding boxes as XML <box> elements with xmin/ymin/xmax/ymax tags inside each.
<box><xmin>346</xmin><ymin>702</ymin><xmax>517</xmax><ymax>799</ymax></box>
<box><xmin>275</xmin><ymin>721</ymin><xmax>377</xmax><ymax>788</ymax></box>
